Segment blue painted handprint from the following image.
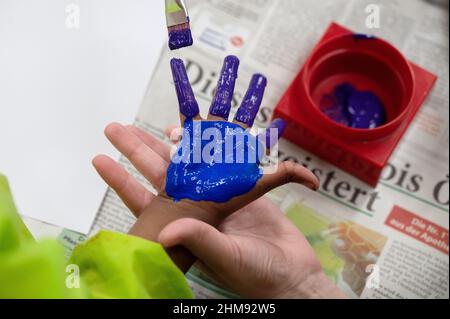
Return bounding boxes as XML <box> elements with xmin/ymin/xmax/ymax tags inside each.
<box><xmin>166</xmin><ymin>56</ymin><xmax>287</xmax><ymax>203</ymax></box>
<box><xmin>166</xmin><ymin>119</ymin><xmax>263</xmax><ymax>202</ymax></box>
<box><xmin>93</xmin><ymin>55</ymin><xmax>321</xmax><ymax>273</ymax></box>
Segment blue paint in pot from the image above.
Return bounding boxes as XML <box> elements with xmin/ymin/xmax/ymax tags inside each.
<box><xmin>165</xmin><ymin>119</ymin><xmax>264</xmax><ymax>203</ymax></box>
<box><xmin>320</xmin><ymin>83</ymin><xmax>386</xmax><ymax>129</ymax></box>
<box><xmin>347</xmin><ymin>91</ymin><xmax>386</xmax><ymax>129</ymax></box>
<box><xmin>352</xmin><ymin>33</ymin><xmax>376</xmax><ymax>41</ymax></box>
<box><xmin>320</xmin><ymin>94</ymin><xmax>351</xmax><ymax>127</ymax></box>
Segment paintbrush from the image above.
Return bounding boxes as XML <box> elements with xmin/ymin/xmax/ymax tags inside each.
<box><xmin>165</xmin><ymin>0</ymin><xmax>193</xmax><ymax>50</ymax></box>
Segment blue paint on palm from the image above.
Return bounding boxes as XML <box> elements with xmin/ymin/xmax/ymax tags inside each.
<box><xmin>165</xmin><ymin>119</ymin><xmax>264</xmax><ymax>203</ymax></box>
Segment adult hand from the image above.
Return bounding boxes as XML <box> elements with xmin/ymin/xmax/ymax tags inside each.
<box><xmin>159</xmin><ymin>197</ymin><xmax>347</xmax><ymax>299</ymax></box>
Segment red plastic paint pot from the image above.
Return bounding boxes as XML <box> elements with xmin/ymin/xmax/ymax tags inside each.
<box><xmin>274</xmin><ymin>23</ymin><xmax>437</xmax><ymax>187</ymax></box>
<box><xmin>303</xmin><ymin>32</ymin><xmax>415</xmax><ymax>140</ymax></box>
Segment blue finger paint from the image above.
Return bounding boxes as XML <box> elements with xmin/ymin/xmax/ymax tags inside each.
<box><xmin>320</xmin><ymin>83</ymin><xmax>386</xmax><ymax>129</ymax></box>
<box><xmin>165</xmin><ymin>119</ymin><xmax>264</xmax><ymax>203</ymax></box>
<box><xmin>264</xmin><ymin>118</ymin><xmax>287</xmax><ymax>149</ymax></box>
<box><xmin>169</xmin><ymin>28</ymin><xmax>193</xmax><ymax>51</ymax></box>
<box><xmin>209</xmin><ymin>56</ymin><xmax>240</xmax><ymax>119</ymax></box>
<box><xmin>171</xmin><ymin>58</ymin><xmax>200</xmax><ymax>119</ymax></box>
<box><xmin>235</xmin><ymin>74</ymin><xmax>267</xmax><ymax>127</ymax></box>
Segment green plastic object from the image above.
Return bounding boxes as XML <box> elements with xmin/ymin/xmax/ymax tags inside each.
<box><xmin>0</xmin><ymin>174</ymin><xmax>193</xmax><ymax>299</ymax></box>
<box><xmin>70</xmin><ymin>231</ymin><xmax>194</xmax><ymax>299</ymax></box>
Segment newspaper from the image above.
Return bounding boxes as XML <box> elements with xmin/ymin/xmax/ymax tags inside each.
<box><xmin>52</xmin><ymin>0</ymin><xmax>448</xmax><ymax>299</ymax></box>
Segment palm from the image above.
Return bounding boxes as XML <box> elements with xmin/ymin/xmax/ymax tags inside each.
<box><xmin>201</xmin><ymin>197</ymin><xmax>321</xmax><ymax>298</ymax></box>
<box><xmin>164</xmin><ymin>119</ymin><xmax>264</xmax><ymax>204</ymax></box>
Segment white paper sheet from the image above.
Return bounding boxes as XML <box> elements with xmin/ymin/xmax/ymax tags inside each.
<box><xmin>0</xmin><ymin>0</ymin><xmax>166</xmax><ymax>233</ymax></box>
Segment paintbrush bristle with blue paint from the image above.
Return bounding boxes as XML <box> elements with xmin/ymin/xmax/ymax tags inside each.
<box><xmin>165</xmin><ymin>0</ymin><xmax>193</xmax><ymax>50</ymax></box>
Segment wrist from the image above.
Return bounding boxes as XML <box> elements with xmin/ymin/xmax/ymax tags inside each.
<box><xmin>128</xmin><ymin>196</ymin><xmax>225</xmax><ymax>273</ymax></box>
<box><xmin>129</xmin><ymin>196</ymin><xmax>223</xmax><ymax>242</ymax></box>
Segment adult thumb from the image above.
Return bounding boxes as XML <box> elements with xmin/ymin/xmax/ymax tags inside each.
<box><xmin>159</xmin><ymin>218</ymin><xmax>234</xmax><ymax>274</ymax></box>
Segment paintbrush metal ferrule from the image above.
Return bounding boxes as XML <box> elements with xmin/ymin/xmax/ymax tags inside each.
<box><xmin>165</xmin><ymin>0</ymin><xmax>189</xmax><ymax>28</ymax></box>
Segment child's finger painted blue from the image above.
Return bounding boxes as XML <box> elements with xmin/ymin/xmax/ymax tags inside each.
<box><xmin>166</xmin><ymin>56</ymin><xmax>283</xmax><ymax>203</ymax></box>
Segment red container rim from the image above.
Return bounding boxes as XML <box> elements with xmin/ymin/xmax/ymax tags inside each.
<box><xmin>301</xmin><ymin>33</ymin><xmax>416</xmax><ymax>141</ymax></box>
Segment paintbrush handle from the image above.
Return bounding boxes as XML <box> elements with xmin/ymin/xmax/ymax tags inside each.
<box><xmin>165</xmin><ymin>0</ymin><xmax>189</xmax><ymax>27</ymax></box>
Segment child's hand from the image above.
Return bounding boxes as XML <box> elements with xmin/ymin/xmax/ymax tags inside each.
<box><xmin>164</xmin><ymin>56</ymin><xmax>319</xmax><ymax>208</ymax></box>
<box><xmin>93</xmin><ymin>56</ymin><xmax>319</xmax><ymax>271</ymax></box>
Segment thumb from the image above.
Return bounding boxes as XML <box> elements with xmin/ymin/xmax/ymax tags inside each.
<box><xmin>257</xmin><ymin>161</ymin><xmax>320</xmax><ymax>194</ymax></box>
<box><xmin>159</xmin><ymin>218</ymin><xmax>234</xmax><ymax>274</ymax></box>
